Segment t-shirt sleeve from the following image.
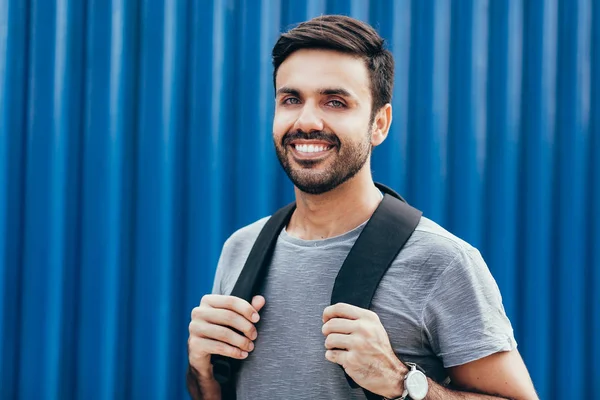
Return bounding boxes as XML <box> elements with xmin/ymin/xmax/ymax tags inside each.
<box><xmin>421</xmin><ymin>248</ymin><xmax>517</xmax><ymax>368</ymax></box>
<box><xmin>211</xmin><ymin>251</ymin><xmax>225</xmax><ymax>295</ymax></box>
<box><xmin>211</xmin><ymin>237</ymin><xmax>234</xmax><ymax>295</ymax></box>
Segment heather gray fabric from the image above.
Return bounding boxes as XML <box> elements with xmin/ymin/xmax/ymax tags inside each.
<box><xmin>211</xmin><ymin>214</ymin><xmax>517</xmax><ymax>400</ymax></box>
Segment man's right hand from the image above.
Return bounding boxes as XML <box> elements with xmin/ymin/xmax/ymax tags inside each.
<box><xmin>188</xmin><ymin>294</ymin><xmax>266</xmax><ymax>375</ymax></box>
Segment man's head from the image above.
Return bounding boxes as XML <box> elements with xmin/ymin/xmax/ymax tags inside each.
<box><xmin>271</xmin><ymin>15</ymin><xmax>395</xmax><ymax>195</ymax></box>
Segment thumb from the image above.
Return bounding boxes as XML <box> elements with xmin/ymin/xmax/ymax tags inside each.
<box><xmin>251</xmin><ymin>295</ymin><xmax>266</xmax><ymax>313</ymax></box>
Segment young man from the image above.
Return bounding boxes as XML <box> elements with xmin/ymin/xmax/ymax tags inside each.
<box><xmin>187</xmin><ymin>15</ymin><xmax>538</xmax><ymax>400</ymax></box>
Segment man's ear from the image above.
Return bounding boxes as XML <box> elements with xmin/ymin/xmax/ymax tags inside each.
<box><xmin>371</xmin><ymin>104</ymin><xmax>392</xmax><ymax>147</ymax></box>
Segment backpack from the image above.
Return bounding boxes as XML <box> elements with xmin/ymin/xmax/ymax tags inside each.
<box><xmin>206</xmin><ymin>183</ymin><xmax>422</xmax><ymax>400</ymax></box>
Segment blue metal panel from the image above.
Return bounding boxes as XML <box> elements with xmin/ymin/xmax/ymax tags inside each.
<box><xmin>590</xmin><ymin>1</ymin><xmax>600</xmax><ymax>396</ymax></box>
<box><xmin>184</xmin><ymin>3</ymin><xmax>220</xmax><ymax>400</ymax></box>
<box><xmin>0</xmin><ymin>0</ymin><xmax>27</xmax><ymax>398</ymax></box>
<box><xmin>235</xmin><ymin>0</ymin><xmax>281</xmax><ymax>227</ymax></box>
<box><xmin>1</xmin><ymin>1</ymin><xmax>600</xmax><ymax>399</ymax></box>
<box><xmin>519</xmin><ymin>1</ymin><xmax>557</xmax><ymax>397</ymax></box>
<box><xmin>554</xmin><ymin>0</ymin><xmax>591</xmax><ymax>397</ymax></box>
<box><xmin>77</xmin><ymin>0</ymin><xmax>138</xmax><ymax>399</ymax></box>
<box><xmin>130</xmin><ymin>1</ymin><xmax>188</xmax><ymax>399</ymax></box>
<box><xmin>448</xmin><ymin>0</ymin><xmax>488</xmax><ymax>249</ymax></box>
<box><xmin>484</xmin><ymin>0</ymin><xmax>522</xmax><ymax>329</ymax></box>
<box><xmin>404</xmin><ymin>0</ymin><xmax>451</xmax><ymax>224</ymax></box>
<box><xmin>18</xmin><ymin>0</ymin><xmax>85</xmax><ymax>399</ymax></box>
<box><xmin>370</xmin><ymin>0</ymin><xmax>412</xmax><ymax>197</ymax></box>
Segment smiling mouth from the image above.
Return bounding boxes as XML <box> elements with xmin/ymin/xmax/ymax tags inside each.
<box><xmin>289</xmin><ymin>142</ymin><xmax>336</xmax><ymax>159</ymax></box>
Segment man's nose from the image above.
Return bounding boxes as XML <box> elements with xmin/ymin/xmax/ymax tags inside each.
<box><xmin>292</xmin><ymin>103</ymin><xmax>324</xmax><ymax>133</ymax></box>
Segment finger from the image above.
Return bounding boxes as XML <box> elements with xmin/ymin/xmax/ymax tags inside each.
<box><xmin>322</xmin><ymin>318</ymin><xmax>358</xmax><ymax>336</ymax></box>
<box><xmin>323</xmin><ymin>303</ymin><xmax>365</xmax><ymax>323</ymax></box>
<box><xmin>251</xmin><ymin>295</ymin><xmax>266</xmax><ymax>313</ymax></box>
<box><xmin>325</xmin><ymin>349</ymin><xmax>347</xmax><ymax>367</ymax></box>
<box><xmin>189</xmin><ymin>320</ymin><xmax>255</xmax><ymax>352</ymax></box>
<box><xmin>201</xmin><ymin>295</ymin><xmax>260</xmax><ymax>323</ymax></box>
<box><xmin>201</xmin><ymin>308</ymin><xmax>258</xmax><ymax>340</ymax></box>
<box><xmin>189</xmin><ymin>336</ymin><xmax>249</xmax><ymax>360</ymax></box>
<box><xmin>324</xmin><ymin>333</ymin><xmax>354</xmax><ymax>350</ymax></box>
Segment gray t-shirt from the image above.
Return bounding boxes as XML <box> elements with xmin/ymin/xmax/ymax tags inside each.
<box><xmin>212</xmin><ymin>215</ymin><xmax>517</xmax><ymax>399</ymax></box>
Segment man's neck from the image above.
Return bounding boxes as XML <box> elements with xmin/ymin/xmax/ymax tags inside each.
<box><xmin>286</xmin><ymin>175</ymin><xmax>382</xmax><ymax>240</ymax></box>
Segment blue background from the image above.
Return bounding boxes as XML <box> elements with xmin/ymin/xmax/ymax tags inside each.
<box><xmin>0</xmin><ymin>0</ymin><xmax>599</xmax><ymax>399</ymax></box>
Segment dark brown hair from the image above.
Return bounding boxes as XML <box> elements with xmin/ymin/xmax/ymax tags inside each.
<box><xmin>272</xmin><ymin>15</ymin><xmax>395</xmax><ymax>118</ymax></box>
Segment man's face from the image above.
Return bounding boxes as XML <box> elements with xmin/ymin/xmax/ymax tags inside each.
<box><xmin>273</xmin><ymin>49</ymin><xmax>374</xmax><ymax>195</ymax></box>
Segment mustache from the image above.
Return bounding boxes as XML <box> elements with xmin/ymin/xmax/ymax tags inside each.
<box><xmin>282</xmin><ymin>130</ymin><xmax>341</xmax><ymax>147</ymax></box>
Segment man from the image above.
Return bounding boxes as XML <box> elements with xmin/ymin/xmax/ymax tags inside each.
<box><xmin>187</xmin><ymin>15</ymin><xmax>538</xmax><ymax>400</ymax></box>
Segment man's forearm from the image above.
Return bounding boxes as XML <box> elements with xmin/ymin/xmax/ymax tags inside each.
<box><xmin>186</xmin><ymin>364</ymin><xmax>221</xmax><ymax>400</ymax></box>
<box><xmin>423</xmin><ymin>378</ymin><xmax>535</xmax><ymax>400</ymax></box>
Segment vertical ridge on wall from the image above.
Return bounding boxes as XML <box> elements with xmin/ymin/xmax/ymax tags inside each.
<box><xmin>0</xmin><ymin>1</ymin><xmax>29</xmax><ymax>398</ymax></box>
<box><xmin>448</xmin><ymin>0</ymin><xmax>488</xmax><ymax>249</ymax></box>
<box><xmin>18</xmin><ymin>0</ymin><xmax>87</xmax><ymax>398</ymax></box>
<box><xmin>185</xmin><ymin>0</ymin><xmax>214</xmax><ymax>307</ymax></box>
<box><xmin>208</xmin><ymin>0</ymin><xmax>235</xmax><ymax>277</ymax></box>
<box><xmin>0</xmin><ymin>0</ymin><xmax>28</xmax><ymax>397</ymax></box>
<box><xmin>78</xmin><ymin>1</ymin><xmax>113</xmax><ymax>397</ymax></box>
<box><xmin>405</xmin><ymin>0</ymin><xmax>450</xmax><ymax>222</ymax></box>
<box><xmin>484</xmin><ymin>0</ymin><xmax>522</xmax><ymax>325</ymax></box>
<box><xmin>184</xmin><ymin>2</ymin><xmax>217</xmax><ymax>398</ymax></box>
<box><xmin>519</xmin><ymin>1</ymin><xmax>557</xmax><ymax>398</ymax></box>
<box><xmin>19</xmin><ymin>2</ymin><xmax>57</xmax><ymax>395</ymax></box>
<box><xmin>589</xmin><ymin>2</ymin><xmax>600</xmax><ymax>395</ymax></box>
<box><xmin>131</xmin><ymin>0</ymin><xmax>187</xmax><ymax>398</ymax></box>
<box><xmin>77</xmin><ymin>0</ymin><xmax>139</xmax><ymax>398</ymax></box>
<box><xmin>553</xmin><ymin>0</ymin><xmax>591</xmax><ymax>397</ymax></box>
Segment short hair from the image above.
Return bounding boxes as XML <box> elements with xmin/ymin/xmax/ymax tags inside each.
<box><xmin>272</xmin><ymin>15</ymin><xmax>395</xmax><ymax>118</ymax></box>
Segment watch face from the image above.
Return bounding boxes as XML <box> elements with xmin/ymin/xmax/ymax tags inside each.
<box><xmin>406</xmin><ymin>371</ymin><xmax>428</xmax><ymax>400</ymax></box>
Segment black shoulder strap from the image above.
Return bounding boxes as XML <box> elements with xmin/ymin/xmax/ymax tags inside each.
<box><xmin>332</xmin><ymin>183</ymin><xmax>422</xmax><ymax>400</ymax></box>
<box><xmin>212</xmin><ymin>183</ymin><xmax>421</xmax><ymax>400</ymax></box>
<box><xmin>229</xmin><ymin>202</ymin><xmax>296</xmax><ymax>302</ymax></box>
<box><xmin>211</xmin><ymin>202</ymin><xmax>295</xmax><ymax>399</ymax></box>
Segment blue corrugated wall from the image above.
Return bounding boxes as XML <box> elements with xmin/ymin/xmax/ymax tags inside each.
<box><xmin>0</xmin><ymin>0</ymin><xmax>598</xmax><ymax>399</ymax></box>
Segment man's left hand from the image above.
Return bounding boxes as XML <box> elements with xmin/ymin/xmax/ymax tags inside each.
<box><xmin>322</xmin><ymin>303</ymin><xmax>407</xmax><ymax>398</ymax></box>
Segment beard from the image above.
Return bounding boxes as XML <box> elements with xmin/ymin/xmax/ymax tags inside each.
<box><xmin>274</xmin><ymin>128</ymin><xmax>372</xmax><ymax>195</ymax></box>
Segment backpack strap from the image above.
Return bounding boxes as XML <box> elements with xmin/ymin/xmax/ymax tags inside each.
<box><xmin>211</xmin><ymin>202</ymin><xmax>296</xmax><ymax>399</ymax></box>
<box><xmin>211</xmin><ymin>183</ymin><xmax>421</xmax><ymax>400</ymax></box>
<box><xmin>332</xmin><ymin>183</ymin><xmax>422</xmax><ymax>399</ymax></box>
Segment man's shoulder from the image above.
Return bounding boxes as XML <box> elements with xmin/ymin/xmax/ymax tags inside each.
<box><xmin>221</xmin><ymin>215</ymin><xmax>271</xmax><ymax>257</ymax></box>
<box><xmin>412</xmin><ymin>216</ymin><xmax>476</xmax><ymax>253</ymax></box>
<box><xmin>396</xmin><ymin>216</ymin><xmax>484</xmax><ymax>274</ymax></box>
<box><xmin>213</xmin><ymin>216</ymin><xmax>272</xmax><ymax>295</ymax></box>
<box><xmin>227</xmin><ymin>216</ymin><xmax>271</xmax><ymax>244</ymax></box>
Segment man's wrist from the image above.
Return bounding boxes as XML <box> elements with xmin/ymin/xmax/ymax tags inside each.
<box><xmin>381</xmin><ymin>358</ymin><xmax>407</xmax><ymax>399</ymax></box>
<box><xmin>190</xmin><ymin>362</ymin><xmax>216</xmax><ymax>381</ymax></box>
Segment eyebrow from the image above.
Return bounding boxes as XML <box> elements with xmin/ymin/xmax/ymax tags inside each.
<box><xmin>275</xmin><ymin>87</ymin><xmax>354</xmax><ymax>98</ymax></box>
<box><xmin>319</xmin><ymin>88</ymin><xmax>352</xmax><ymax>97</ymax></box>
<box><xmin>275</xmin><ymin>87</ymin><xmax>301</xmax><ymax>97</ymax></box>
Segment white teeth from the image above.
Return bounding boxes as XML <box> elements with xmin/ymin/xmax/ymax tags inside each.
<box><xmin>295</xmin><ymin>144</ymin><xmax>329</xmax><ymax>153</ymax></box>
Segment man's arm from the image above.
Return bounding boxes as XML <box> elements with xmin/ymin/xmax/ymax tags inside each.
<box><xmin>385</xmin><ymin>349</ymin><xmax>538</xmax><ymax>400</ymax></box>
<box><xmin>187</xmin><ymin>295</ymin><xmax>266</xmax><ymax>400</ymax></box>
<box><xmin>186</xmin><ymin>363</ymin><xmax>221</xmax><ymax>400</ymax></box>
<box><xmin>439</xmin><ymin>349</ymin><xmax>538</xmax><ymax>399</ymax></box>
<box><xmin>322</xmin><ymin>304</ymin><xmax>538</xmax><ymax>400</ymax></box>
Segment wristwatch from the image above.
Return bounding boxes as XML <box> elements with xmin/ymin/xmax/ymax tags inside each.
<box><xmin>383</xmin><ymin>362</ymin><xmax>429</xmax><ymax>400</ymax></box>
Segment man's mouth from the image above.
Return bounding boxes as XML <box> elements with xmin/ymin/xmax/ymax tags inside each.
<box><xmin>289</xmin><ymin>141</ymin><xmax>336</xmax><ymax>159</ymax></box>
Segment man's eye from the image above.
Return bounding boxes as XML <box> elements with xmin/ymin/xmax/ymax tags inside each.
<box><xmin>327</xmin><ymin>100</ymin><xmax>345</xmax><ymax>108</ymax></box>
<box><xmin>283</xmin><ymin>97</ymin><xmax>301</xmax><ymax>105</ymax></box>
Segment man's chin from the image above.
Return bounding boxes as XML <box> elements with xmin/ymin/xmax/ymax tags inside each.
<box><xmin>295</xmin><ymin>184</ymin><xmax>334</xmax><ymax>195</ymax></box>
<box><xmin>289</xmin><ymin>175</ymin><xmax>339</xmax><ymax>195</ymax></box>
